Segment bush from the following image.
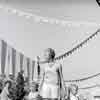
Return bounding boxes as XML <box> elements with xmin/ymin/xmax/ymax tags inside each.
<box><xmin>8</xmin><ymin>72</ymin><xmax>26</xmax><ymax>100</ymax></box>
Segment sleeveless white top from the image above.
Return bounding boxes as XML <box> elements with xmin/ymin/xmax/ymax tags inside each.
<box><xmin>43</xmin><ymin>62</ymin><xmax>60</xmax><ymax>85</ymax></box>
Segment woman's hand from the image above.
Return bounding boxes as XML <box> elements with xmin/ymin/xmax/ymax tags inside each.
<box><xmin>37</xmin><ymin>56</ymin><xmax>40</xmax><ymax>64</ymax></box>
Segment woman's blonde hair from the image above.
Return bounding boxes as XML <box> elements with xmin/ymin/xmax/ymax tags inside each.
<box><xmin>45</xmin><ymin>48</ymin><xmax>55</xmax><ymax>60</ymax></box>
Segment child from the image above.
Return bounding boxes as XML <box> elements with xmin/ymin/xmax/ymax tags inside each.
<box><xmin>38</xmin><ymin>48</ymin><xmax>66</xmax><ymax>100</ymax></box>
<box><xmin>68</xmin><ymin>84</ymin><xmax>79</xmax><ymax>100</ymax></box>
<box><xmin>28</xmin><ymin>81</ymin><xmax>39</xmax><ymax>100</ymax></box>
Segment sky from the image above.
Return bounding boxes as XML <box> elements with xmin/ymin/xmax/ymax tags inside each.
<box><xmin>0</xmin><ymin>0</ymin><xmax>100</xmax><ymax>87</ymax></box>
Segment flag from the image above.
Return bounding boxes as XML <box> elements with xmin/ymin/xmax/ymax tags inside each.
<box><xmin>19</xmin><ymin>53</ymin><xmax>24</xmax><ymax>71</ymax></box>
<box><xmin>1</xmin><ymin>40</ymin><xmax>7</xmax><ymax>75</ymax></box>
<box><xmin>15</xmin><ymin>52</ymin><xmax>20</xmax><ymax>77</ymax></box>
<box><xmin>12</xmin><ymin>48</ymin><xmax>16</xmax><ymax>77</ymax></box>
<box><xmin>0</xmin><ymin>40</ymin><xmax>2</xmax><ymax>75</ymax></box>
<box><xmin>23</xmin><ymin>56</ymin><xmax>28</xmax><ymax>78</ymax></box>
<box><xmin>30</xmin><ymin>60</ymin><xmax>32</xmax><ymax>82</ymax></box>
<box><xmin>32</xmin><ymin>60</ymin><xmax>35</xmax><ymax>81</ymax></box>
<box><xmin>26</xmin><ymin>57</ymin><xmax>30</xmax><ymax>80</ymax></box>
<box><xmin>5</xmin><ymin>45</ymin><xmax>11</xmax><ymax>77</ymax></box>
<box><xmin>29</xmin><ymin>60</ymin><xmax>35</xmax><ymax>82</ymax></box>
<box><xmin>8</xmin><ymin>46</ymin><xmax>12</xmax><ymax>76</ymax></box>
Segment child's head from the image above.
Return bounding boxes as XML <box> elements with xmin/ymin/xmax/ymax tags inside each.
<box><xmin>43</xmin><ymin>48</ymin><xmax>55</xmax><ymax>61</ymax></box>
<box><xmin>30</xmin><ymin>82</ymin><xmax>37</xmax><ymax>92</ymax></box>
<box><xmin>69</xmin><ymin>84</ymin><xmax>78</xmax><ymax>96</ymax></box>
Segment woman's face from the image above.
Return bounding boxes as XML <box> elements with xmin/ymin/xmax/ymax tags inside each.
<box><xmin>43</xmin><ymin>50</ymin><xmax>50</xmax><ymax>61</ymax></box>
<box><xmin>71</xmin><ymin>86</ymin><xmax>78</xmax><ymax>96</ymax></box>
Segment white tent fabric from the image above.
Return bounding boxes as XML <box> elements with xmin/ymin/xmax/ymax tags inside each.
<box><xmin>0</xmin><ymin>40</ymin><xmax>2</xmax><ymax>75</ymax></box>
<box><xmin>0</xmin><ymin>39</ymin><xmax>36</xmax><ymax>82</ymax></box>
<box><xmin>5</xmin><ymin>45</ymin><xmax>11</xmax><ymax>77</ymax></box>
<box><xmin>23</xmin><ymin>56</ymin><xmax>28</xmax><ymax>78</ymax></box>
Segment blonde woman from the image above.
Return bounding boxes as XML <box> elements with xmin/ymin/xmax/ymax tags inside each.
<box><xmin>38</xmin><ymin>48</ymin><xmax>66</xmax><ymax>100</ymax></box>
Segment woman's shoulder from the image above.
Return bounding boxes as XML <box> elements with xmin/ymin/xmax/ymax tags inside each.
<box><xmin>54</xmin><ymin>61</ymin><xmax>62</xmax><ymax>69</ymax></box>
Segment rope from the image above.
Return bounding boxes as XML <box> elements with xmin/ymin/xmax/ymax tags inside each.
<box><xmin>39</xmin><ymin>28</ymin><xmax>100</xmax><ymax>64</ymax></box>
<box><xmin>79</xmin><ymin>84</ymin><xmax>100</xmax><ymax>90</ymax></box>
<box><xmin>55</xmin><ymin>29</ymin><xmax>100</xmax><ymax>61</ymax></box>
<box><xmin>64</xmin><ymin>72</ymin><xmax>100</xmax><ymax>82</ymax></box>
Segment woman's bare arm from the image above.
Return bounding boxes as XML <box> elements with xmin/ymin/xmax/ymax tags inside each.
<box><xmin>57</xmin><ymin>64</ymin><xmax>68</xmax><ymax>98</ymax></box>
<box><xmin>38</xmin><ymin>67</ymin><xmax>45</xmax><ymax>93</ymax></box>
<box><xmin>58</xmin><ymin>64</ymin><xmax>65</xmax><ymax>88</ymax></box>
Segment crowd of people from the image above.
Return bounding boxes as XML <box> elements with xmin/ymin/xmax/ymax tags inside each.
<box><xmin>0</xmin><ymin>72</ymin><xmax>81</xmax><ymax>100</ymax></box>
<box><xmin>0</xmin><ymin>71</ymin><xmax>29</xmax><ymax>100</ymax></box>
<box><xmin>0</xmin><ymin>48</ymin><xmax>94</xmax><ymax>100</ymax></box>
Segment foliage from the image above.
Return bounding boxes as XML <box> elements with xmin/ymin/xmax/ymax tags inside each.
<box><xmin>8</xmin><ymin>72</ymin><xmax>26</xmax><ymax>100</ymax></box>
